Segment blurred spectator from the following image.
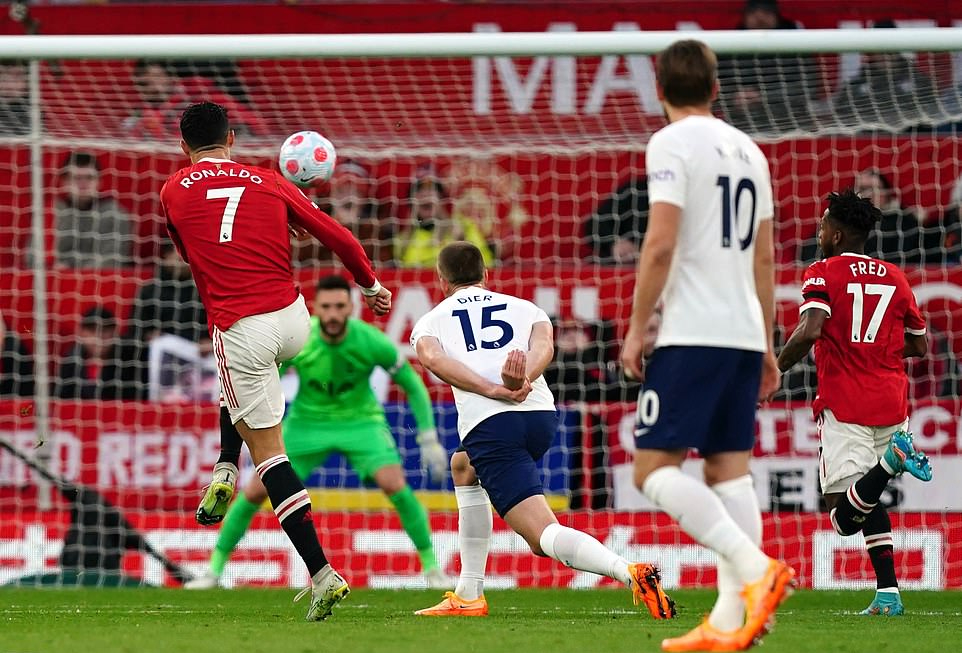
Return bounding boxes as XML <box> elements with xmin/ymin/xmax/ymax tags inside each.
<box><xmin>164</xmin><ymin>59</ymin><xmax>251</xmax><ymax>105</ymax></box>
<box><xmin>921</xmin><ymin>175</ymin><xmax>962</xmax><ymax>265</ymax></box>
<box><xmin>544</xmin><ymin>315</ymin><xmax>650</xmax><ymax>510</ymax></box>
<box><xmin>832</xmin><ymin>20</ymin><xmax>939</xmax><ymax>131</ymax></box>
<box><xmin>394</xmin><ymin>168</ymin><xmax>494</xmax><ymax>267</ymax></box>
<box><xmin>583</xmin><ymin>176</ymin><xmax>648</xmax><ymax>264</ymax></box>
<box><xmin>0</xmin><ymin>59</ymin><xmax>30</xmax><ymax>136</ymax></box>
<box><xmin>125</xmin><ymin>241</ymin><xmax>209</xmax><ymax>398</ymax></box>
<box><xmin>906</xmin><ymin>325</ymin><xmax>960</xmax><ymax>400</ymax></box>
<box><xmin>296</xmin><ymin>161</ymin><xmax>389</xmax><ymax>264</ymax></box>
<box><xmin>51</xmin><ymin>151</ymin><xmax>136</xmax><ymax>269</ymax></box>
<box><xmin>854</xmin><ymin>169</ymin><xmax>926</xmax><ymax>265</ymax></box>
<box><xmin>447</xmin><ymin>157</ymin><xmax>530</xmax><ymax>261</ymax></box>
<box><xmin>0</xmin><ymin>309</ymin><xmax>34</xmax><ymax>397</ymax></box>
<box><xmin>715</xmin><ymin>0</ymin><xmax>820</xmax><ymax>134</ymax></box>
<box><xmin>54</xmin><ymin>306</ymin><xmax>138</xmax><ymax>400</ymax></box>
<box><xmin>122</xmin><ymin>60</ymin><xmax>264</xmax><ymax>140</ymax></box>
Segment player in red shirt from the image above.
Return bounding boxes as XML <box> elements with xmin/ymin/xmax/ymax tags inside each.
<box><xmin>161</xmin><ymin>102</ymin><xmax>391</xmax><ymax>620</ymax></box>
<box><xmin>778</xmin><ymin>189</ymin><xmax>933</xmax><ymax>617</ymax></box>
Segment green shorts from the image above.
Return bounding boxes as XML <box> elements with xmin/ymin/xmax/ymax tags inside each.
<box><xmin>282</xmin><ymin>413</ymin><xmax>402</xmax><ymax>482</ymax></box>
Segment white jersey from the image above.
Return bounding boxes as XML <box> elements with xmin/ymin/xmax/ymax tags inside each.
<box><xmin>410</xmin><ymin>286</ymin><xmax>556</xmax><ymax>440</ymax></box>
<box><xmin>645</xmin><ymin>114</ymin><xmax>773</xmax><ymax>352</ymax></box>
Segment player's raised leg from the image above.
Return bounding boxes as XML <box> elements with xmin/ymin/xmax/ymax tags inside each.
<box><xmin>217</xmin><ymin>301</ymin><xmax>349</xmax><ymax>620</ymax></box>
<box><xmin>475</xmin><ymin>411</ymin><xmax>675</xmax><ymax>620</ymax></box>
<box><xmin>823</xmin><ymin>424</ymin><xmax>933</xmax><ymax>616</ymax></box>
<box><xmin>195</xmin><ymin>403</ymin><xmax>243</xmax><ymax>526</ymax></box>
<box><xmin>416</xmin><ymin>450</ymin><xmax>490</xmax><ymax>616</ymax></box>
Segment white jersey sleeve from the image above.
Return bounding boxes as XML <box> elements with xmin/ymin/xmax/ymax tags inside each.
<box><xmin>411</xmin><ymin>287</ymin><xmax>556</xmax><ymax>440</ymax></box>
<box><xmin>646</xmin><ymin>129</ymin><xmax>690</xmax><ymax>210</ymax></box>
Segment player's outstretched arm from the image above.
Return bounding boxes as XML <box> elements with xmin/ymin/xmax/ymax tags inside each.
<box><xmin>621</xmin><ymin>202</ymin><xmax>679</xmax><ymax>380</ymax></box>
<box><xmin>416</xmin><ymin>336</ymin><xmax>529</xmax><ymax>403</ymax></box>
<box><xmin>777</xmin><ymin>309</ymin><xmax>826</xmax><ymax>372</ymax></box>
<box><xmin>277</xmin><ymin>173</ymin><xmax>381</xmax><ymax>292</ymax></box>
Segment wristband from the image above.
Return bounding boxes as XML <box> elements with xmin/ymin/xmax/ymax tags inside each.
<box><xmin>359</xmin><ymin>279</ymin><xmax>382</xmax><ymax>297</ymax></box>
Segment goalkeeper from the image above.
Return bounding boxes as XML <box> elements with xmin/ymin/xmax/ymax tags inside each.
<box><xmin>188</xmin><ymin>274</ymin><xmax>450</xmax><ymax>589</ymax></box>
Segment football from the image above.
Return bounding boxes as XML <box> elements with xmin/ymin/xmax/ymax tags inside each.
<box><xmin>278</xmin><ymin>130</ymin><xmax>337</xmax><ymax>186</ymax></box>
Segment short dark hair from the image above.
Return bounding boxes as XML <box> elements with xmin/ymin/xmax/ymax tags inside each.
<box><xmin>132</xmin><ymin>59</ymin><xmax>169</xmax><ymax>77</ymax></box>
<box><xmin>315</xmin><ymin>274</ymin><xmax>352</xmax><ymax>293</ymax></box>
<box><xmin>438</xmin><ymin>241</ymin><xmax>485</xmax><ymax>286</ymax></box>
<box><xmin>656</xmin><ymin>39</ymin><xmax>717</xmax><ymax>108</ymax></box>
<box><xmin>179</xmin><ymin>102</ymin><xmax>230</xmax><ymax>151</ymax></box>
<box><xmin>60</xmin><ymin>151</ymin><xmax>100</xmax><ymax>174</ymax></box>
<box><xmin>80</xmin><ymin>305</ymin><xmax>117</xmax><ymax>331</ymax></box>
<box><xmin>826</xmin><ymin>188</ymin><xmax>882</xmax><ymax>241</ymax></box>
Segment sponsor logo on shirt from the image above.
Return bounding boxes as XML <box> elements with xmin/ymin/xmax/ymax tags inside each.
<box><xmin>647</xmin><ymin>168</ymin><xmax>675</xmax><ymax>182</ymax></box>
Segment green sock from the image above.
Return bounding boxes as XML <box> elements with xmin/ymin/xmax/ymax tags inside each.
<box><xmin>210</xmin><ymin>494</ymin><xmax>261</xmax><ymax>576</ymax></box>
<box><xmin>388</xmin><ymin>486</ymin><xmax>439</xmax><ymax>572</ymax></box>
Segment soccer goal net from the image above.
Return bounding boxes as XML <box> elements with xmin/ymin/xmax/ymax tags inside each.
<box><xmin>0</xmin><ymin>29</ymin><xmax>960</xmax><ymax>591</ymax></box>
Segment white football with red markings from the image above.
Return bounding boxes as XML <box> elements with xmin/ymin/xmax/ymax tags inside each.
<box><xmin>278</xmin><ymin>130</ymin><xmax>337</xmax><ymax>186</ymax></box>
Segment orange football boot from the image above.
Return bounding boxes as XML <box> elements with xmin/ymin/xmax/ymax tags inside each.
<box><xmin>628</xmin><ymin>563</ymin><xmax>678</xmax><ymax>619</ymax></box>
<box><xmin>738</xmin><ymin>559</ymin><xmax>797</xmax><ymax>647</ymax></box>
<box><xmin>414</xmin><ymin>591</ymin><xmax>489</xmax><ymax>617</ymax></box>
<box><xmin>662</xmin><ymin>620</ymin><xmax>748</xmax><ymax>652</ymax></box>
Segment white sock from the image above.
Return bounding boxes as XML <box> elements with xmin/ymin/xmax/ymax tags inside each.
<box><xmin>539</xmin><ymin>522</ymin><xmax>632</xmax><ymax>586</ymax></box>
<box><xmin>708</xmin><ymin>475</ymin><xmax>762</xmax><ymax>631</ymax></box>
<box><xmin>454</xmin><ymin>485</ymin><xmax>492</xmax><ymax>601</ymax></box>
<box><xmin>643</xmin><ymin>466</ymin><xmax>769</xmax><ymax>584</ymax></box>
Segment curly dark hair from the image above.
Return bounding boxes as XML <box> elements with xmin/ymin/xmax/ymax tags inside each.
<box><xmin>826</xmin><ymin>188</ymin><xmax>882</xmax><ymax>240</ymax></box>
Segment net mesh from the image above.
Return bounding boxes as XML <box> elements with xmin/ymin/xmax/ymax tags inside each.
<box><xmin>1</xmin><ymin>45</ymin><xmax>961</xmax><ymax>590</ymax></box>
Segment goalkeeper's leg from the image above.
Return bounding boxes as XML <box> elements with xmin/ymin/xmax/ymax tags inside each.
<box><xmin>375</xmin><ymin>466</ymin><xmax>443</xmax><ymax>577</ymax></box>
<box><xmin>348</xmin><ymin>425</ymin><xmax>447</xmax><ymax>586</ymax></box>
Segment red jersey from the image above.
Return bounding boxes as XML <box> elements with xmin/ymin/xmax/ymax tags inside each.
<box><xmin>799</xmin><ymin>253</ymin><xmax>926</xmax><ymax>426</ymax></box>
<box><xmin>161</xmin><ymin>158</ymin><xmax>376</xmax><ymax>333</ymax></box>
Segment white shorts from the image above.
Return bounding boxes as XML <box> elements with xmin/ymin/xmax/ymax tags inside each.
<box><xmin>817</xmin><ymin>409</ymin><xmax>908</xmax><ymax>494</ymax></box>
<box><xmin>212</xmin><ymin>295</ymin><xmax>310</xmax><ymax>429</ymax></box>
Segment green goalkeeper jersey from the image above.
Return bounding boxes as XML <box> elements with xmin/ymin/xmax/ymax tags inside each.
<box><xmin>280</xmin><ymin>316</ymin><xmax>435</xmax><ymax>431</ymax></box>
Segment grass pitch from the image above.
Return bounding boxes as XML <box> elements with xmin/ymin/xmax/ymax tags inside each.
<box><xmin>2</xmin><ymin>588</ymin><xmax>960</xmax><ymax>653</ymax></box>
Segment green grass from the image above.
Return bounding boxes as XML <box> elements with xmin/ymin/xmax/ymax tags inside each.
<box><xmin>2</xmin><ymin>588</ymin><xmax>960</xmax><ymax>653</ymax></box>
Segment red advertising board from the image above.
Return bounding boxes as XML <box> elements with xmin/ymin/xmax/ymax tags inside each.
<box><xmin>2</xmin><ymin>511</ymin><xmax>960</xmax><ymax>590</ymax></box>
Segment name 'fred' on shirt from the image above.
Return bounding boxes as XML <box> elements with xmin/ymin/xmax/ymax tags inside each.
<box><xmin>848</xmin><ymin>259</ymin><xmax>888</xmax><ymax>278</ymax></box>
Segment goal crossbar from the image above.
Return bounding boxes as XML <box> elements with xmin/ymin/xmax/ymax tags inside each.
<box><xmin>1</xmin><ymin>28</ymin><xmax>962</xmax><ymax>60</ymax></box>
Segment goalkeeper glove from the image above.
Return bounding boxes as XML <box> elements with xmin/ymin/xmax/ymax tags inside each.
<box><xmin>417</xmin><ymin>429</ymin><xmax>448</xmax><ymax>484</ymax></box>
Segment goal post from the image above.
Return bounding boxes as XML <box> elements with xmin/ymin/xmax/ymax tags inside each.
<box><xmin>0</xmin><ymin>28</ymin><xmax>961</xmax><ymax>591</ymax></box>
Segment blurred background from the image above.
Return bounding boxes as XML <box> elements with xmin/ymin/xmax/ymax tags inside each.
<box><xmin>1</xmin><ymin>0</ymin><xmax>961</xmax><ymax>591</ymax></box>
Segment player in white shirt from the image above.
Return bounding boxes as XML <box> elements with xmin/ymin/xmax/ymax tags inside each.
<box><xmin>411</xmin><ymin>241</ymin><xmax>675</xmax><ymax>619</ymax></box>
<box><xmin>619</xmin><ymin>40</ymin><xmax>794</xmax><ymax>652</ymax></box>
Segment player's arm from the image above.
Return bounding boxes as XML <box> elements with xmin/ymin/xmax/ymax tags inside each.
<box><xmin>777</xmin><ymin>307</ymin><xmax>827</xmax><ymax>372</ymax></box>
<box><xmin>904</xmin><ymin>333</ymin><xmax>927</xmax><ymax>358</ymax></box>
<box><xmin>415</xmin><ymin>336</ymin><xmax>527</xmax><ymax>402</ymax></box>
<box><xmin>903</xmin><ymin>282</ymin><xmax>928</xmax><ymax>358</ymax></box>
<box><xmin>621</xmin><ymin>201</ymin><xmax>679</xmax><ymax>380</ymax></box>
<box><xmin>754</xmin><ymin>219</ymin><xmax>776</xmax><ymax>354</ymax></box>
<box><xmin>160</xmin><ymin>188</ymin><xmax>189</xmax><ymax>265</ymax></box>
<box><xmin>390</xmin><ymin>357</ymin><xmax>447</xmax><ymax>481</ymax></box>
<box><xmin>754</xmin><ymin>217</ymin><xmax>780</xmax><ymax>400</ymax></box>
<box><xmin>392</xmin><ymin>361</ymin><xmax>437</xmax><ymax>433</ymax></box>
<box><xmin>276</xmin><ymin>174</ymin><xmax>390</xmax><ymax>312</ymax></box>
<box><xmin>525</xmin><ymin>320</ymin><xmax>554</xmax><ymax>381</ymax></box>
